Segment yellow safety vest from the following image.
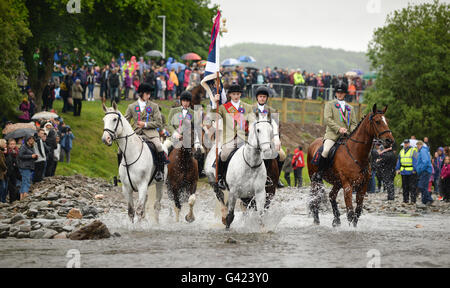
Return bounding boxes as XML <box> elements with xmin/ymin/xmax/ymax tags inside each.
<box><xmin>399</xmin><ymin>148</ymin><xmax>414</xmax><ymax>172</ymax></box>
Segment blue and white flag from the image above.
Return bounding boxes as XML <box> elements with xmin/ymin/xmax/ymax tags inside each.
<box><xmin>201</xmin><ymin>10</ymin><xmax>227</xmax><ymax>108</ymax></box>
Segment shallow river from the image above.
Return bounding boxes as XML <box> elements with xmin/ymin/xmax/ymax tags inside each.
<box><xmin>0</xmin><ymin>187</ymin><xmax>449</xmax><ymax>268</ymax></box>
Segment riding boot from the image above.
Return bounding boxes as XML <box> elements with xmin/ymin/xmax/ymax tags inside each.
<box><xmin>314</xmin><ymin>155</ymin><xmax>327</xmax><ymax>182</ymax></box>
<box><xmin>217</xmin><ymin>158</ymin><xmax>227</xmax><ymax>190</ymax></box>
<box><xmin>155</xmin><ymin>151</ymin><xmax>165</xmax><ymax>182</ymax></box>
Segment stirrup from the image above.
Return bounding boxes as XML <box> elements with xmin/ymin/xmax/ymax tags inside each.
<box><xmin>217</xmin><ymin>178</ymin><xmax>227</xmax><ymax>190</ymax></box>
<box><xmin>155</xmin><ymin>171</ymin><xmax>164</xmax><ymax>182</ymax></box>
<box><xmin>265</xmin><ymin>176</ymin><xmax>274</xmax><ymax>187</ymax></box>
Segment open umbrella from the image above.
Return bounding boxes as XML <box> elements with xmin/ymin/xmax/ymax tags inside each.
<box><xmin>221</xmin><ymin>58</ymin><xmax>240</xmax><ymax>67</ymax></box>
<box><xmin>198</xmin><ymin>60</ymin><xmax>207</xmax><ymax>67</ymax></box>
<box><xmin>181</xmin><ymin>53</ymin><xmax>202</xmax><ymax>61</ymax></box>
<box><xmin>145</xmin><ymin>50</ymin><xmax>164</xmax><ymax>57</ymax></box>
<box><xmin>350</xmin><ymin>69</ymin><xmax>364</xmax><ymax>76</ymax></box>
<box><xmin>168</xmin><ymin>62</ymin><xmax>186</xmax><ymax>71</ymax></box>
<box><xmin>31</xmin><ymin>111</ymin><xmax>58</xmax><ymax>120</ymax></box>
<box><xmin>2</xmin><ymin>122</ymin><xmax>36</xmax><ymax>135</ymax></box>
<box><xmin>4</xmin><ymin>128</ymin><xmax>36</xmax><ymax>140</ymax></box>
<box><xmin>345</xmin><ymin>71</ymin><xmax>357</xmax><ymax>78</ymax></box>
<box><xmin>238</xmin><ymin>56</ymin><xmax>256</xmax><ymax>63</ymax></box>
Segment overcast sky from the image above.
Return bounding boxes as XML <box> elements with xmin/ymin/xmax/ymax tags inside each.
<box><xmin>208</xmin><ymin>0</ymin><xmax>441</xmax><ymax>52</ymax></box>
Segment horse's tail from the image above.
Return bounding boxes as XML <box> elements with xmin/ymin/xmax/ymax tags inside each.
<box><xmin>307</xmin><ymin>138</ymin><xmax>323</xmax><ymax>179</ymax></box>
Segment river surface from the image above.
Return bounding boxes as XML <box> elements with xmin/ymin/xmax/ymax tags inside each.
<box><xmin>0</xmin><ymin>187</ymin><xmax>449</xmax><ymax>268</ymax></box>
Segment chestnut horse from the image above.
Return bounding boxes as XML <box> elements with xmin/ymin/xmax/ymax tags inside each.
<box><xmin>307</xmin><ymin>104</ymin><xmax>394</xmax><ymax>227</ymax></box>
<box><xmin>190</xmin><ymin>85</ymin><xmax>206</xmax><ymax>108</ymax></box>
<box><xmin>166</xmin><ymin>119</ymin><xmax>199</xmax><ymax>222</ymax></box>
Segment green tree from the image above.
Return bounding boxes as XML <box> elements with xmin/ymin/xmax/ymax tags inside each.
<box><xmin>366</xmin><ymin>0</ymin><xmax>450</xmax><ymax>149</ymax></box>
<box><xmin>0</xmin><ymin>0</ymin><xmax>31</xmax><ymax>119</ymax></box>
<box><xmin>17</xmin><ymin>0</ymin><xmax>216</xmax><ymax>112</ymax></box>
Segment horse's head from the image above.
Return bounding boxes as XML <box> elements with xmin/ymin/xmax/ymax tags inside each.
<box><xmin>102</xmin><ymin>102</ymin><xmax>123</xmax><ymax>146</ymax></box>
<box><xmin>369</xmin><ymin>104</ymin><xmax>395</xmax><ymax>148</ymax></box>
<box><xmin>179</xmin><ymin>118</ymin><xmax>195</xmax><ymax>150</ymax></box>
<box><xmin>249</xmin><ymin>111</ymin><xmax>273</xmax><ymax>157</ymax></box>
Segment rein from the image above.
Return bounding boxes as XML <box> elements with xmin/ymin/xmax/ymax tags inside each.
<box><xmin>104</xmin><ymin>111</ymin><xmax>144</xmax><ymax>192</ymax></box>
<box><xmin>342</xmin><ymin>112</ymin><xmax>391</xmax><ymax>173</ymax></box>
<box><xmin>243</xmin><ymin>120</ymin><xmax>272</xmax><ymax>169</ymax></box>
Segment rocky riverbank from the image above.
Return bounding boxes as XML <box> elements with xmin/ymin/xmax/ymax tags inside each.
<box><xmin>328</xmin><ymin>187</ymin><xmax>450</xmax><ymax>216</ymax></box>
<box><xmin>0</xmin><ymin>175</ymin><xmax>125</xmax><ymax>240</ymax></box>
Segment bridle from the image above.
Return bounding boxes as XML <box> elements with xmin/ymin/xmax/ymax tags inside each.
<box><xmin>243</xmin><ymin>120</ymin><xmax>272</xmax><ymax>169</ymax></box>
<box><xmin>103</xmin><ymin>111</ymin><xmax>143</xmax><ymax>191</ymax></box>
<box><xmin>344</xmin><ymin>111</ymin><xmax>392</xmax><ymax>173</ymax></box>
<box><xmin>348</xmin><ymin>112</ymin><xmax>392</xmax><ymax>145</ymax></box>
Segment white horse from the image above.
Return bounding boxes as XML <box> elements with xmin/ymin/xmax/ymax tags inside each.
<box><xmin>101</xmin><ymin>103</ymin><xmax>166</xmax><ymax>223</ymax></box>
<box><xmin>204</xmin><ymin>112</ymin><xmax>274</xmax><ymax>229</ymax></box>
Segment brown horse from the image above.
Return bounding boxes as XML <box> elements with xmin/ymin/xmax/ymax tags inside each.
<box><xmin>166</xmin><ymin>119</ymin><xmax>199</xmax><ymax>222</ymax></box>
<box><xmin>307</xmin><ymin>104</ymin><xmax>394</xmax><ymax>227</ymax></box>
<box><xmin>190</xmin><ymin>84</ymin><xmax>206</xmax><ymax>108</ymax></box>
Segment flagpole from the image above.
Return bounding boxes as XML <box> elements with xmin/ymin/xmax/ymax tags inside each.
<box><xmin>215</xmin><ymin>71</ymin><xmax>220</xmax><ymax>184</ymax></box>
<box><xmin>215</xmin><ymin>13</ymin><xmax>226</xmax><ymax>185</ymax></box>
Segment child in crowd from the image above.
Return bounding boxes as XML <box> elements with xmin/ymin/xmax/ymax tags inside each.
<box><xmin>441</xmin><ymin>156</ymin><xmax>450</xmax><ymax>202</ymax></box>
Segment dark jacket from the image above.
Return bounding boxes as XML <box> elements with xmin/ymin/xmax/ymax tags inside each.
<box><xmin>5</xmin><ymin>150</ymin><xmax>20</xmax><ymax>180</ymax></box>
<box><xmin>18</xmin><ymin>143</ymin><xmax>36</xmax><ymax>170</ymax></box>
<box><xmin>108</xmin><ymin>72</ymin><xmax>120</xmax><ymax>88</ymax></box>
<box><xmin>0</xmin><ymin>152</ymin><xmax>6</xmax><ymax>180</ymax></box>
<box><xmin>376</xmin><ymin>149</ymin><xmax>397</xmax><ymax>179</ymax></box>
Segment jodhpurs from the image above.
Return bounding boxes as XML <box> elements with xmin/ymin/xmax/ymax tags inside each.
<box><xmin>321</xmin><ymin>139</ymin><xmax>335</xmax><ymax>158</ymax></box>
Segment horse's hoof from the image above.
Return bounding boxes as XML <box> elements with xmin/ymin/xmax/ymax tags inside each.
<box><xmin>332</xmin><ymin>218</ymin><xmax>341</xmax><ymax>227</ymax></box>
<box><xmin>185</xmin><ymin>214</ymin><xmax>195</xmax><ymax>223</ymax></box>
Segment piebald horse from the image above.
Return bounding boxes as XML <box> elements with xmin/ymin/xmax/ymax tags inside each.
<box><xmin>101</xmin><ymin>102</ymin><xmax>166</xmax><ymax>223</ymax></box>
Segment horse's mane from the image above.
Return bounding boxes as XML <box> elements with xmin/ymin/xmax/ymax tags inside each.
<box><xmin>347</xmin><ymin>109</ymin><xmax>384</xmax><ymax>138</ymax></box>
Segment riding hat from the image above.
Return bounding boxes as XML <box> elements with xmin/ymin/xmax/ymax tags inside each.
<box><xmin>138</xmin><ymin>82</ymin><xmax>152</xmax><ymax>94</ymax></box>
<box><xmin>180</xmin><ymin>91</ymin><xmax>192</xmax><ymax>102</ymax></box>
<box><xmin>255</xmin><ymin>86</ymin><xmax>270</xmax><ymax>97</ymax></box>
<box><xmin>335</xmin><ymin>81</ymin><xmax>348</xmax><ymax>93</ymax></box>
<box><xmin>227</xmin><ymin>84</ymin><xmax>242</xmax><ymax>94</ymax></box>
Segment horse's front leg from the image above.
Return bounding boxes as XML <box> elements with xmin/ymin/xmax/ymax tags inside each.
<box><xmin>255</xmin><ymin>185</ymin><xmax>267</xmax><ymax>231</ymax></box>
<box><xmin>154</xmin><ymin>181</ymin><xmax>164</xmax><ymax>224</ymax></box>
<box><xmin>136</xmin><ymin>184</ymin><xmax>148</xmax><ymax>221</ymax></box>
<box><xmin>329</xmin><ymin>185</ymin><xmax>341</xmax><ymax>227</ymax></box>
<box><xmin>342</xmin><ymin>182</ymin><xmax>355</xmax><ymax>225</ymax></box>
<box><xmin>309</xmin><ymin>180</ymin><xmax>323</xmax><ymax>225</ymax></box>
<box><xmin>123</xmin><ymin>184</ymin><xmax>135</xmax><ymax>223</ymax></box>
<box><xmin>185</xmin><ymin>184</ymin><xmax>197</xmax><ymax>223</ymax></box>
<box><xmin>225</xmin><ymin>189</ymin><xmax>237</xmax><ymax>229</ymax></box>
<box><xmin>353</xmin><ymin>176</ymin><xmax>368</xmax><ymax>227</ymax></box>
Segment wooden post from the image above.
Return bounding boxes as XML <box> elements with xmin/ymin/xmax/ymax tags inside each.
<box><xmin>301</xmin><ymin>100</ymin><xmax>306</xmax><ymax>125</ymax></box>
<box><xmin>358</xmin><ymin>103</ymin><xmax>362</xmax><ymax>120</ymax></box>
<box><xmin>320</xmin><ymin>100</ymin><xmax>325</xmax><ymax>125</ymax></box>
<box><xmin>282</xmin><ymin>98</ymin><xmax>287</xmax><ymax>122</ymax></box>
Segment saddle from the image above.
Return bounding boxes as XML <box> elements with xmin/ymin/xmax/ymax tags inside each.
<box><xmin>144</xmin><ymin>140</ymin><xmax>170</xmax><ymax>164</ymax></box>
<box><xmin>312</xmin><ymin>140</ymin><xmax>342</xmax><ymax>169</ymax></box>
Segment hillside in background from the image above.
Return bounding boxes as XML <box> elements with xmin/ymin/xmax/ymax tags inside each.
<box><xmin>221</xmin><ymin>43</ymin><xmax>370</xmax><ymax>74</ymax></box>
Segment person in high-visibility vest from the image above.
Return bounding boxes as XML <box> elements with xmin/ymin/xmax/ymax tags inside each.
<box><xmin>396</xmin><ymin>139</ymin><xmax>418</xmax><ymax>203</ymax></box>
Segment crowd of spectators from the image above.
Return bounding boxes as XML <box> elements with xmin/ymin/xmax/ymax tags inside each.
<box><xmin>0</xmin><ymin>118</ymin><xmax>74</xmax><ymax>203</ymax></box>
<box><xmin>370</xmin><ymin>136</ymin><xmax>449</xmax><ymax>205</ymax></box>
